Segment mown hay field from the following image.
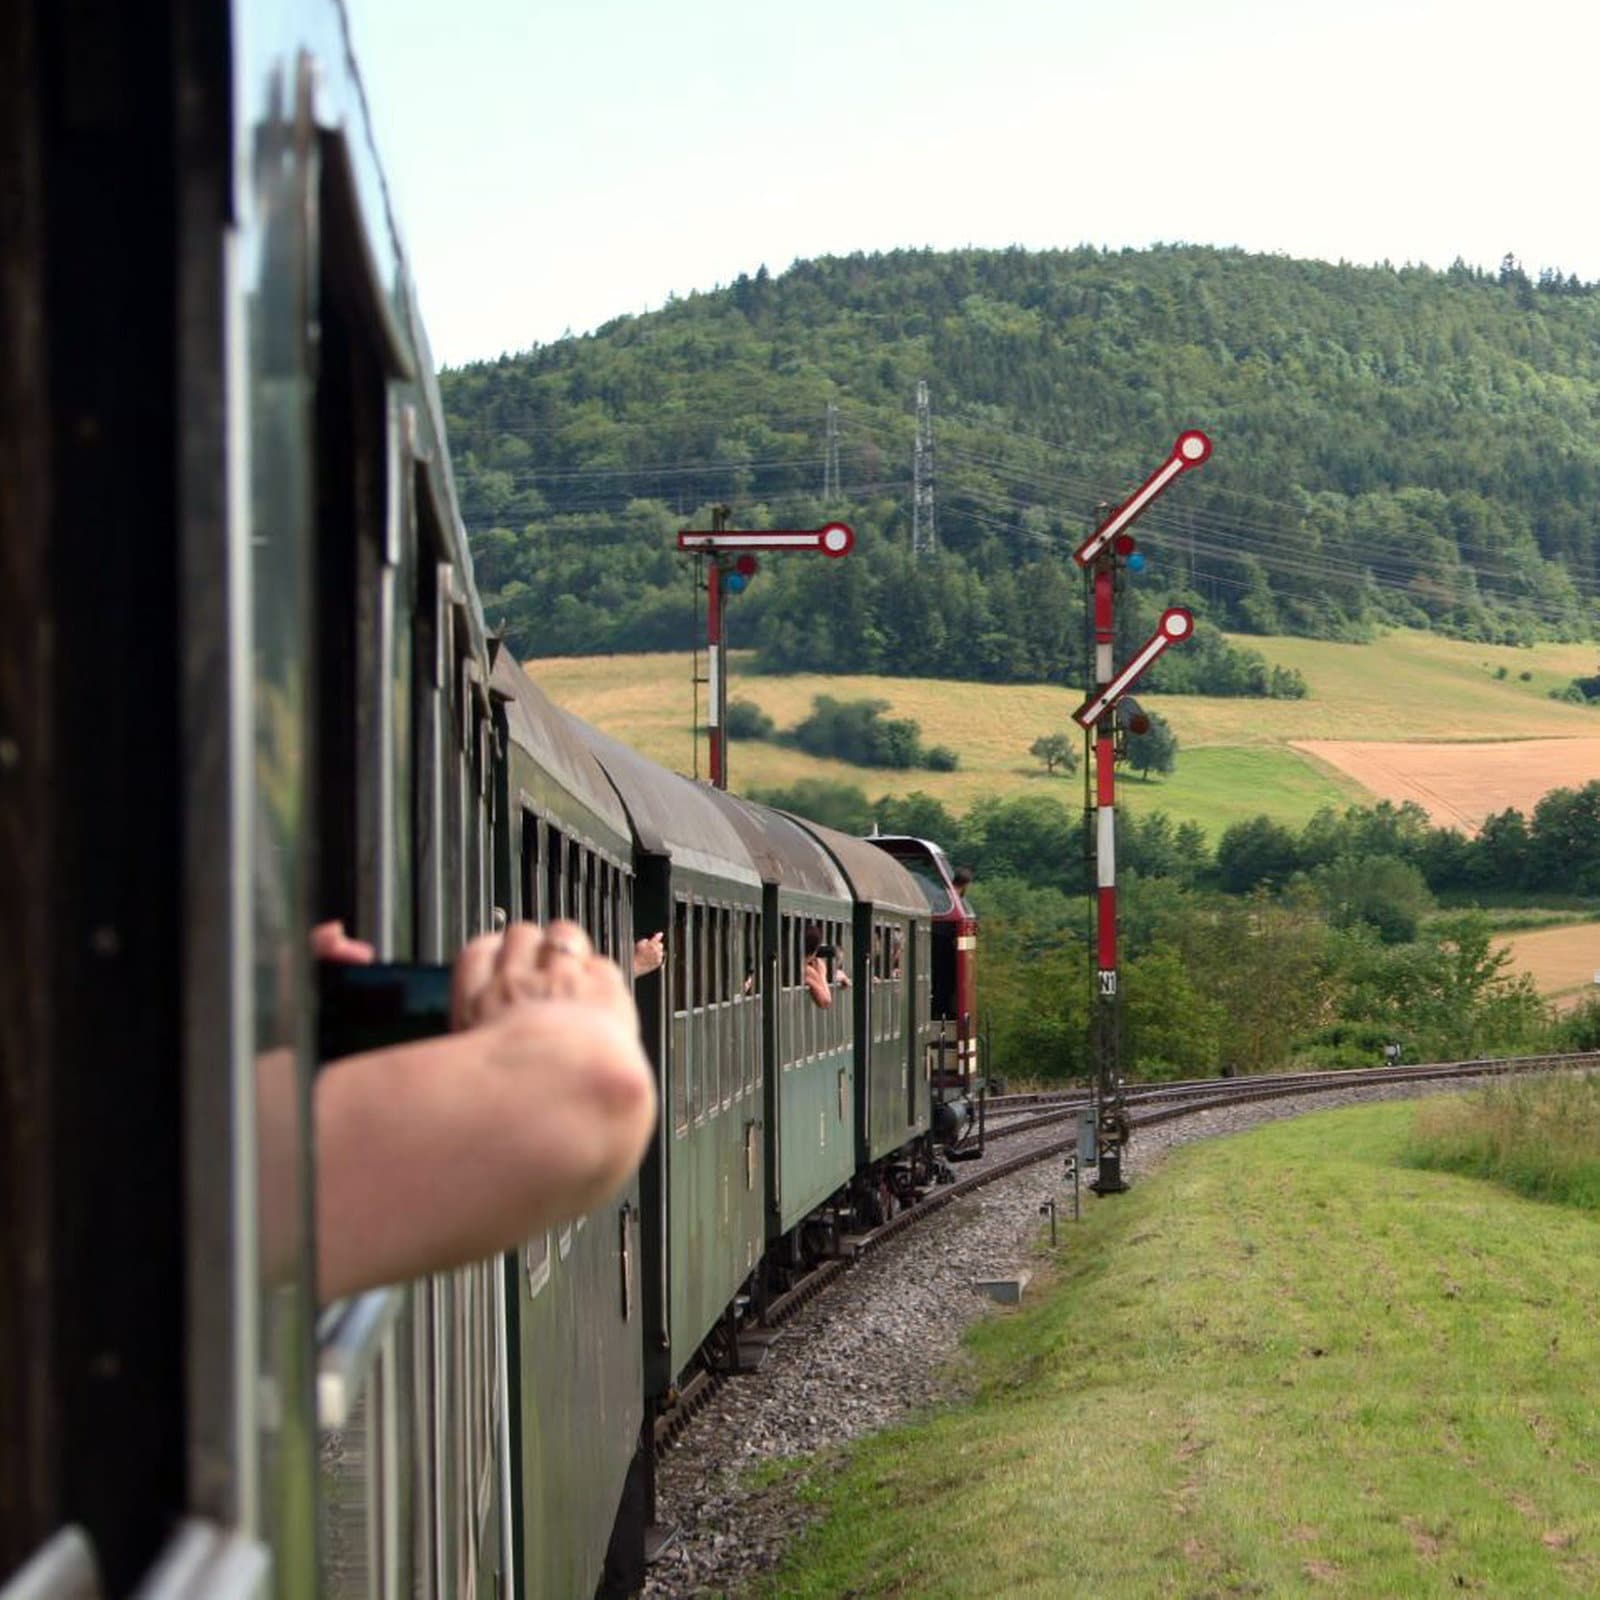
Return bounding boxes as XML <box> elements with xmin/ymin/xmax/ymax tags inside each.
<box><xmin>528</xmin><ymin>627</ymin><xmax>1600</xmax><ymax>839</ymax></box>
<box><xmin>1495</xmin><ymin>922</ymin><xmax>1600</xmax><ymax>1009</ymax></box>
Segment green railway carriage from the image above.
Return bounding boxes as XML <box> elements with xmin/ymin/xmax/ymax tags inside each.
<box><xmin>489</xmin><ymin>653</ymin><xmax>643</xmax><ymax>1600</ymax></box>
<box><xmin>786</xmin><ymin>822</ymin><xmax>935</xmax><ymax>1172</ymax></box>
<box><xmin>703</xmin><ymin>791</ymin><xmax>858</xmax><ymax>1241</ymax></box>
<box><xmin>568</xmin><ymin>724</ymin><xmax>767</xmax><ymax>1402</ymax></box>
<box><xmin>3</xmin><ymin>0</ymin><xmax>972</xmax><ymax>1591</ymax></box>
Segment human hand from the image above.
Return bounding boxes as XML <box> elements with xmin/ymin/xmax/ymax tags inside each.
<box><xmin>311</xmin><ymin>920</ymin><xmax>376</xmax><ymax>965</ymax></box>
<box><xmin>313</xmin><ymin>917</ymin><xmax>656</xmax><ymax>1302</ymax></box>
<box><xmin>632</xmin><ymin>931</ymin><xmax>665</xmax><ymax>977</ymax></box>
<box><xmin>451</xmin><ymin>920</ymin><xmax>634</xmax><ymax>1033</ymax></box>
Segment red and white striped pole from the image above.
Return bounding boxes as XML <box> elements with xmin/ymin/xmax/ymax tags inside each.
<box><xmin>706</xmin><ymin>553</ymin><xmax>727</xmax><ymax>789</ymax></box>
<box><xmin>1090</xmin><ymin>551</ymin><xmax>1127</xmax><ymax>1192</ymax></box>
<box><xmin>1093</xmin><ymin>559</ymin><xmax>1118</xmax><ymax>982</ymax></box>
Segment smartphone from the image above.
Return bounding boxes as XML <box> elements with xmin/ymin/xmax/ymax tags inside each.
<box><xmin>317</xmin><ymin>961</ymin><xmax>453</xmax><ymax>1065</ymax></box>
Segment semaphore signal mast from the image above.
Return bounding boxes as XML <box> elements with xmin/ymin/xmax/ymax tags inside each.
<box><xmin>677</xmin><ymin>513</ymin><xmax>854</xmax><ymax>788</ymax></box>
<box><xmin>1070</xmin><ymin>430</ymin><xmax>1211</xmax><ymax>1192</ymax></box>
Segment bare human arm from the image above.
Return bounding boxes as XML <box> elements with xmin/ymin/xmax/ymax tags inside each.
<box><xmin>803</xmin><ymin>956</ymin><xmax>833</xmax><ymax>1009</ymax></box>
<box><xmin>300</xmin><ymin>920</ymin><xmax>655</xmax><ymax>1302</ymax></box>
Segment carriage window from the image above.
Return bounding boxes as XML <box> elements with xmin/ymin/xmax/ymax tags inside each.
<box><xmin>743</xmin><ymin>910</ymin><xmax>757</xmax><ymax>997</ymax></box>
<box><xmin>520</xmin><ymin>809</ymin><xmax>539</xmax><ymax>924</ymax></box>
<box><xmin>831</xmin><ymin>923</ymin><xmax>846</xmax><ymax>1044</ymax></box>
<box><xmin>567</xmin><ymin>838</ymin><xmax>582</xmax><ymax>923</ymax></box>
<box><xmin>545</xmin><ymin>824</ymin><xmax>564</xmax><ymax>924</ymax></box>
<box><xmin>672</xmin><ymin>898</ymin><xmax>689</xmax><ymax>1136</ymax></box>
<box><xmin>836</xmin><ymin>923</ymin><xmax>850</xmax><ymax>1043</ymax></box>
<box><xmin>672</xmin><ymin>899</ymin><xmax>689</xmax><ymax>1016</ymax></box>
<box><xmin>691</xmin><ymin>902</ymin><xmax>706</xmax><ymax>1010</ymax></box>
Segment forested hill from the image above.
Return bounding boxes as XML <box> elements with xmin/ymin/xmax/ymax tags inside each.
<box><xmin>440</xmin><ymin>246</ymin><xmax>1600</xmax><ymax>685</ymax></box>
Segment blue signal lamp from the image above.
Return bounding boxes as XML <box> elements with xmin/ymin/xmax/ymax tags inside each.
<box><xmin>1126</xmin><ymin>551</ymin><xmax>1147</xmax><ymax>574</ymax></box>
<box><xmin>724</xmin><ymin>571</ymin><xmax>748</xmax><ymax>594</ymax></box>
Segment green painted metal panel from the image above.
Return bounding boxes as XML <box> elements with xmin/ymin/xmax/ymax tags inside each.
<box><xmin>512</xmin><ymin>1196</ymin><xmax>641</xmax><ymax>1599</ymax></box>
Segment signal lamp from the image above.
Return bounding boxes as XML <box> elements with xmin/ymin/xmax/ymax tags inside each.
<box><xmin>725</xmin><ymin>572</ymin><xmax>748</xmax><ymax>595</ymax></box>
<box><xmin>736</xmin><ymin>554</ymin><xmax>760</xmax><ymax>577</ymax></box>
<box><xmin>1113</xmin><ymin>533</ymin><xmax>1137</xmax><ymax>555</ymax></box>
<box><xmin>1127</xmin><ymin>551</ymin><xmax>1147</xmax><ymax>573</ymax></box>
<box><xmin>1128</xmin><ymin>712</ymin><xmax>1151</xmax><ymax>734</ymax></box>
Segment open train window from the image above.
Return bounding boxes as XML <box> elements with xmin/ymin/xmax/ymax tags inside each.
<box><xmin>519</xmin><ymin>808</ymin><xmax>540</xmax><ymax>924</ymax></box>
<box><xmin>312</xmin><ymin>155</ymin><xmax>392</xmax><ymax>948</ymax></box>
<box><xmin>708</xmin><ymin>906</ymin><xmax>724</xmax><ymax>1110</ymax></box>
<box><xmin>567</xmin><ymin>838</ymin><xmax>582</xmax><ymax>924</ymax></box>
<box><xmin>691</xmin><ymin>901</ymin><xmax>707</xmax><ymax>1120</ymax></box>
<box><xmin>839</xmin><ymin>923</ymin><xmax>851</xmax><ymax>1045</ymax></box>
<box><xmin>672</xmin><ymin>899</ymin><xmax>689</xmax><ymax>1018</ymax></box>
<box><xmin>671</xmin><ymin>898</ymin><xmax>689</xmax><ymax>1136</ymax></box>
<box><xmin>545</xmin><ymin>823</ymin><xmax>565</xmax><ymax>925</ymax></box>
<box><xmin>595</xmin><ymin>861</ymin><xmax>611</xmax><ymax>957</ymax></box>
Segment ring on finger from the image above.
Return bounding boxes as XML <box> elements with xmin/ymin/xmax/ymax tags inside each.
<box><xmin>544</xmin><ymin>933</ymin><xmax>586</xmax><ymax>958</ymax></box>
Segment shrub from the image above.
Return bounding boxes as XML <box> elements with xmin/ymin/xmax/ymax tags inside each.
<box><xmin>788</xmin><ymin>694</ymin><xmax>955</xmax><ymax>771</ymax></box>
<box><xmin>725</xmin><ymin>698</ymin><xmax>776</xmax><ymax>740</ymax></box>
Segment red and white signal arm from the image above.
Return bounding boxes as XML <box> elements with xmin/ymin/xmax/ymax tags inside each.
<box><xmin>1072</xmin><ymin>607</ymin><xmax>1194</xmax><ymax>728</ymax></box>
<box><xmin>1073</xmin><ymin>431</ymin><xmax>1212</xmax><ymax>567</ymax></box>
<box><xmin>677</xmin><ymin>522</ymin><xmax>854</xmax><ymax>558</ymax></box>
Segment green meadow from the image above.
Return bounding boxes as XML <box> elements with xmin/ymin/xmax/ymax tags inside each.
<box><xmin>760</xmin><ymin>1098</ymin><xmax>1600</xmax><ymax>1598</ymax></box>
<box><xmin>530</xmin><ymin>628</ymin><xmax>1600</xmax><ymax>840</ymax></box>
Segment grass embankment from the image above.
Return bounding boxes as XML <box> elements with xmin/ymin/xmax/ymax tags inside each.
<box><xmin>763</xmin><ymin>1101</ymin><xmax>1600</xmax><ymax>1598</ymax></box>
<box><xmin>1409</xmin><ymin>1074</ymin><xmax>1600</xmax><ymax>1211</ymax></box>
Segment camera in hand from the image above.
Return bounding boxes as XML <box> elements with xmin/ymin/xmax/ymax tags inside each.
<box><xmin>317</xmin><ymin>961</ymin><xmax>453</xmax><ymax>1066</ymax></box>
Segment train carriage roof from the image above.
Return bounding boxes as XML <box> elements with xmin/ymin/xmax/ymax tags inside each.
<box><xmin>702</xmin><ymin>790</ymin><xmax>852</xmax><ymax>901</ymax></box>
<box><xmin>779</xmin><ymin>813</ymin><xmax>927</xmax><ymax>917</ymax></box>
<box><xmin>490</xmin><ymin>652</ymin><xmax>632</xmax><ymax>848</ymax></box>
<box><xmin>565</xmin><ymin>716</ymin><xmax>762</xmax><ymax>888</ymax></box>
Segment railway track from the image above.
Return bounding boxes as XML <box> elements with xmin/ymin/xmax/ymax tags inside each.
<box><xmin>653</xmin><ymin>1050</ymin><xmax>1597</xmax><ymax>1449</ymax></box>
<box><xmin>971</xmin><ymin>1050</ymin><xmax>1600</xmax><ymax>1139</ymax></box>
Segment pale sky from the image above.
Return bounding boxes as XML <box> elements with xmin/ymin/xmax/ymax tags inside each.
<box><xmin>343</xmin><ymin>0</ymin><xmax>1600</xmax><ymax>368</ymax></box>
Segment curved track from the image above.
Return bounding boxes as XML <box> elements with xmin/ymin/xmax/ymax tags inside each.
<box><xmin>656</xmin><ymin>1050</ymin><xmax>1598</xmax><ymax>1449</ymax></box>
